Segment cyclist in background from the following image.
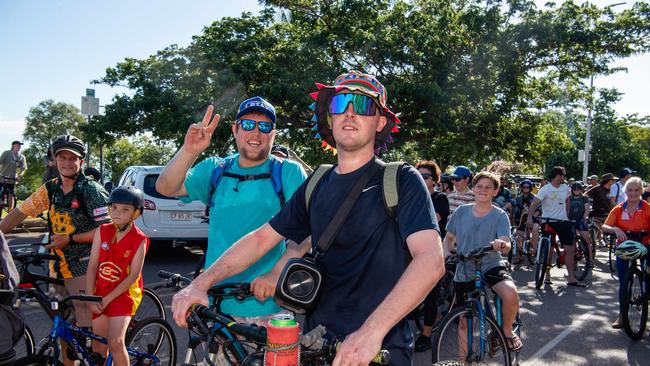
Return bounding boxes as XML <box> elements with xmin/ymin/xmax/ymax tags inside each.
<box><xmin>602</xmin><ymin>177</ymin><xmax>650</xmax><ymax>328</ymax></box>
<box><xmin>566</xmin><ymin>181</ymin><xmax>592</xmax><ymax>266</ymax></box>
<box><xmin>610</xmin><ymin>168</ymin><xmax>636</xmax><ymax>205</ymax></box>
<box><xmin>586</xmin><ymin>173</ymin><xmax>615</xmax><ymax>244</ymax></box>
<box><xmin>0</xmin><ymin>141</ymin><xmax>27</xmax><ymax>212</ymax></box>
<box><xmin>448</xmin><ymin>166</ymin><xmax>475</xmax><ymax>215</ymax></box>
<box><xmin>587</xmin><ymin>175</ymin><xmax>599</xmax><ymax>190</ymax></box>
<box><xmin>439</xmin><ymin>173</ymin><xmax>453</xmax><ymax>194</ymax></box>
<box><xmin>493</xmin><ymin>176</ymin><xmax>512</xmax><ymax>209</ymax></box>
<box><xmin>443</xmin><ymin>171</ymin><xmax>522</xmax><ymax>352</ymax></box>
<box><xmin>505</xmin><ymin>179</ymin><xmax>540</xmax><ymax>264</ymax></box>
<box><xmin>528</xmin><ymin>166</ymin><xmax>585</xmax><ymax>287</ymax></box>
<box><xmin>414</xmin><ymin>160</ymin><xmax>450</xmax><ymax>352</ymax></box>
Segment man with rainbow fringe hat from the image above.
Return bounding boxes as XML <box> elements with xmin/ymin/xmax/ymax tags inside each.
<box><xmin>171</xmin><ymin>71</ymin><xmax>445</xmax><ymax>365</ymax></box>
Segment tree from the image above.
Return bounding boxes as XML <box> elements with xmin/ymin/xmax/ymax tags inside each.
<box><xmin>104</xmin><ymin>136</ymin><xmax>175</xmax><ymax>183</ymax></box>
<box><xmin>91</xmin><ymin>0</ymin><xmax>650</xmax><ymax>169</ymax></box>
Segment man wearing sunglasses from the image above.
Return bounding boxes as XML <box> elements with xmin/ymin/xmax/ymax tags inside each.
<box><xmin>448</xmin><ymin>165</ymin><xmax>475</xmax><ymax>215</ymax></box>
<box><xmin>171</xmin><ymin>71</ymin><xmax>444</xmax><ymax>365</ymax></box>
<box><xmin>157</xmin><ymin>96</ymin><xmax>307</xmax><ymax>328</ymax></box>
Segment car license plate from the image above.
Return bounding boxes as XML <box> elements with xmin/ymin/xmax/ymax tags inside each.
<box><xmin>170</xmin><ymin>212</ymin><xmax>192</xmax><ymax>221</ymax></box>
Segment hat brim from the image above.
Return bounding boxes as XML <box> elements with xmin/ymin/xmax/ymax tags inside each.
<box><xmin>55</xmin><ymin>148</ymin><xmax>83</xmax><ymax>158</ymax></box>
<box><xmin>314</xmin><ymin>86</ymin><xmax>399</xmax><ymax>154</ymax></box>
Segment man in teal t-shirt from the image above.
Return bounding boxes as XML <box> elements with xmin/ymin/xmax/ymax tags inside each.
<box><xmin>157</xmin><ymin>97</ymin><xmax>307</xmax><ymax>320</ymax></box>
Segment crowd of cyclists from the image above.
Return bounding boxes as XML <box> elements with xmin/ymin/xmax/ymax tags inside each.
<box><xmin>0</xmin><ymin>69</ymin><xmax>649</xmax><ymax>366</ymax></box>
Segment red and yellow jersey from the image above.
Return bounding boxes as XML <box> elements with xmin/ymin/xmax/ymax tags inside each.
<box><xmin>93</xmin><ymin>223</ymin><xmax>149</xmax><ymax>316</ymax></box>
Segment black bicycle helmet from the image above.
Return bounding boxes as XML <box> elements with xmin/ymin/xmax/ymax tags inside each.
<box><xmin>441</xmin><ymin>173</ymin><xmax>453</xmax><ymax>184</ymax></box>
<box><xmin>108</xmin><ymin>186</ymin><xmax>144</xmax><ymax>212</ymax></box>
<box><xmin>571</xmin><ymin>181</ymin><xmax>585</xmax><ymax>190</ymax></box>
<box><xmin>519</xmin><ymin>179</ymin><xmax>533</xmax><ymax>188</ymax></box>
<box><xmin>51</xmin><ymin>135</ymin><xmax>86</xmax><ymax>158</ymax></box>
<box><xmin>615</xmin><ymin>240</ymin><xmax>647</xmax><ymax>260</ymax></box>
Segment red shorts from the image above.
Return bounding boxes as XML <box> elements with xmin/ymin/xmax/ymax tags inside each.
<box><xmin>92</xmin><ymin>292</ymin><xmax>139</xmax><ymax>319</ymax></box>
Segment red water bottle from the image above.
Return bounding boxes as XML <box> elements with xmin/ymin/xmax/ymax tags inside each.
<box><xmin>265</xmin><ymin>314</ymin><xmax>300</xmax><ymax>366</ymax></box>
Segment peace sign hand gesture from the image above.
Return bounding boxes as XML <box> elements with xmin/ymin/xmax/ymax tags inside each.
<box><xmin>183</xmin><ymin>105</ymin><xmax>220</xmax><ymax>156</ymax></box>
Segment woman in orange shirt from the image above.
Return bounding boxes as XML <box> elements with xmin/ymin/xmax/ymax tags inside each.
<box><xmin>603</xmin><ymin>177</ymin><xmax>650</xmax><ymax>329</ymax></box>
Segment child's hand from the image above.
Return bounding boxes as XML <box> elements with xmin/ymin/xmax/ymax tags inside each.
<box><xmin>101</xmin><ymin>298</ymin><xmax>111</xmax><ymax>310</ymax></box>
<box><xmin>89</xmin><ymin>302</ymin><xmax>103</xmax><ymax>315</ymax></box>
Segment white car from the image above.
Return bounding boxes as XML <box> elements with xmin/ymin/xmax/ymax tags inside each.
<box><xmin>117</xmin><ymin>166</ymin><xmax>208</xmax><ymax>245</ymax></box>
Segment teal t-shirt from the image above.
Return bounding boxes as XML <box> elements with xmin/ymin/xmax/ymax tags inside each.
<box><xmin>181</xmin><ymin>154</ymin><xmax>307</xmax><ymax>316</ymax></box>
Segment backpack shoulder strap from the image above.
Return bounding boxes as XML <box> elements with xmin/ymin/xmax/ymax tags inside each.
<box><xmin>305</xmin><ymin>164</ymin><xmax>333</xmax><ymax>210</ymax></box>
<box><xmin>268</xmin><ymin>156</ymin><xmax>286</xmax><ymax>206</ymax></box>
<box><xmin>207</xmin><ymin>156</ymin><xmax>236</xmax><ymax>208</ymax></box>
<box><xmin>382</xmin><ymin>162</ymin><xmax>404</xmax><ymax>218</ymax></box>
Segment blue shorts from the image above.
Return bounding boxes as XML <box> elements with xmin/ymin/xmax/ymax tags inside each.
<box><xmin>573</xmin><ymin>219</ymin><xmax>588</xmax><ymax>232</ymax></box>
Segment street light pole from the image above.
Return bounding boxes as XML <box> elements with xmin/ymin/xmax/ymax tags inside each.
<box><xmin>581</xmin><ymin>2</ymin><xmax>626</xmax><ymax>182</ymax></box>
<box><xmin>582</xmin><ymin>74</ymin><xmax>594</xmax><ymax>182</ymax></box>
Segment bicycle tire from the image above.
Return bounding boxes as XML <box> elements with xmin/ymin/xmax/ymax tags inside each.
<box><xmin>14</xmin><ymin>324</ymin><xmax>35</xmax><ymax>360</ymax></box>
<box><xmin>535</xmin><ymin>238</ymin><xmax>550</xmax><ymax>289</ymax></box>
<box><xmin>432</xmin><ymin>306</ymin><xmax>510</xmax><ymax>365</ymax></box>
<box><xmin>510</xmin><ymin>312</ymin><xmax>523</xmax><ymax>366</ymax></box>
<box><xmin>14</xmin><ymin>354</ymin><xmax>63</xmax><ymax>366</ymax></box>
<box><xmin>125</xmin><ymin>317</ymin><xmax>177</xmax><ymax>366</ymax></box>
<box><xmin>573</xmin><ymin>236</ymin><xmax>590</xmax><ymax>282</ymax></box>
<box><xmin>608</xmin><ymin>237</ymin><xmax>616</xmax><ymax>273</ymax></box>
<box><xmin>525</xmin><ymin>240</ymin><xmax>537</xmax><ymax>266</ymax></box>
<box><xmin>620</xmin><ymin>266</ymin><xmax>648</xmax><ymax>340</ymax></box>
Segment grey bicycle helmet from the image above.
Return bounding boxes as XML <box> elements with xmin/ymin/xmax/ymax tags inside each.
<box><xmin>51</xmin><ymin>134</ymin><xmax>86</xmax><ymax>158</ymax></box>
<box><xmin>615</xmin><ymin>240</ymin><xmax>647</xmax><ymax>260</ymax></box>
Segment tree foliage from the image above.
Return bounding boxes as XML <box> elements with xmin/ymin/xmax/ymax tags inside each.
<box><xmin>89</xmin><ymin>0</ymin><xmax>650</xmax><ymax>174</ymax></box>
<box><xmin>104</xmin><ymin>136</ymin><xmax>176</xmax><ymax>183</ymax></box>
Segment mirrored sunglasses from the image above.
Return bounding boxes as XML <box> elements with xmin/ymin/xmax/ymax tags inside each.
<box><xmin>237</xmin><ymin>119</ymin><xmax>274</xmax><ymax>134</ymax></box>
<box><xmin>329</xmin><ymin>93</ymin><xmax>379</xmax><ymax>116</ymax></box>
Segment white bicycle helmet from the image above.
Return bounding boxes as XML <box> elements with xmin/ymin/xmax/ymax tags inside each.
<box><xmin>615</xmin><ymin>240</ymin><xmax>647</xmax><ymax>260</ymax></box>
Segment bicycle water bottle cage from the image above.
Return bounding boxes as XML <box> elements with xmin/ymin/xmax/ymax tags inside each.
<box><xmin>275</xmin><ymin>253</ymin><xmax>323</xmax><ymax>315</ymax></box>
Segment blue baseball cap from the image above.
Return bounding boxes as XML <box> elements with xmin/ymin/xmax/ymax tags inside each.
<box><xmin>450</xmin><ymin>166</ymin><xmax>472</xmax><ymax>179</ymax></box>
<box><xmin>236</xmin><ymin>96</ymin><xmax>276</xmax><ymax>125</ymax></box>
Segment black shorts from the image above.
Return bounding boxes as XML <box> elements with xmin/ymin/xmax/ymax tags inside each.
<box><xmin>453</xmin><ymin>266</ymin><xmax>513</xmax><ymax>307</ymax></box>
<box><xmin>543</xmin><ymin>220</ymin><xmax>575</xmax><ymax>248</ymax></box>
<box><xmin>0</xmin><ymin>183</ymin><xmax>14</xmax><ymax>194</ymax></box>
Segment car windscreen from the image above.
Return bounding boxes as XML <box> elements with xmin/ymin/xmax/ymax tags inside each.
<box><xmin>143</xmin><ymin>174</ymin><xmax>176</xmax><ymax>200</ymax></box>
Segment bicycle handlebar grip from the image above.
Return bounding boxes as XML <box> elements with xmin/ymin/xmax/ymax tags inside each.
<box><xmin>374</xmin><ymin>349</ymin><xmax>390</xmax><ymax>365</ymax></box>
<box><xmin>65</xmin><ymin>295</ymin><xmax>103</xmax><ymax>304</ymax></box>
<box><xmin>158</xmin><ymin>270</ymin><xmax>175</xmax><ymax>279</ymax></box>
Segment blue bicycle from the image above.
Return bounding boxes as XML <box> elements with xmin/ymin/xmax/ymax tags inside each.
<box><xmin>432</xmin><ymin>246</ymin><xmax>522</xmax><ymax>366</ymax></box>
<box><xmin>14</xmin><ymin>288</ymin><xmax>176</xmax><ymax>366</ymax></box>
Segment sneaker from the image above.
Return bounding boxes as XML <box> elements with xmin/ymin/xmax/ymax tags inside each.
<box><xmin>414</xmin><ymin>334</ymin><xmax>431</xmax><ymax>352</ymax></box>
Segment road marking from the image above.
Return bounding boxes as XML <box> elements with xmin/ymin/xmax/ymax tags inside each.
<box><xmin>522</xmin><ymin>311</ymin><xmax>593</xmax><ymax>365</ymax></box>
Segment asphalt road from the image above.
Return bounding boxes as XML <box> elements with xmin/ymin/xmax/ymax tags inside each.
<box><xmin>6</xmin><ymin>231</ymin><xmax>650</xmax><ymax>365</ymax></box>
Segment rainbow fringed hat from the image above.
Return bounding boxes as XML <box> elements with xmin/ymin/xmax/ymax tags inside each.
<box><xmin>308</xmin><ymin>71</ymin><xmax>401</xmax><ymax>155</ymax></box>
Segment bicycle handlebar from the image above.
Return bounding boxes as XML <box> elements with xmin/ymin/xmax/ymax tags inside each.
<box><xmin>458</xmin><ymin>245</ymin><xmax>494</xmax><ymax>261</ymax></box>
<box><xmin>189</xmin><ymin>304</ymin><xmax>390</xmax><ymax>365</ymax></box>
<box><xmin>12</xmin><ymin>249</ymin><xmax>59</xmax><ymax>263</ymax></box>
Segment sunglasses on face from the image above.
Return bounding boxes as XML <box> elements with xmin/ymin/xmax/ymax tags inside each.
<box><xmin>452</xmin><ymin>177</ymin><xmax>464</xmax><ymax>182</ymax></box>
<box><xmin>329</xmin><ymin>93</ymin><xmax>379</xmax><ymax>116</ymax></box>
<box><xmin>522</xmin><ymin>186</ymin><xmax>531</xmax><ymax>190</ymax></box>
<box><xmin>237</xmin><ymin>119</ymin><xmax>274</xmax><ymax>134</ymax></box>
<box><xmin>420</xmin><ymin>173</ymin><xmax>433</xmax><ymax>180</ymax></box>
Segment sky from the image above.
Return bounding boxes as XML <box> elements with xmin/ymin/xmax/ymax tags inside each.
<box><xmin>1</xmin><ymin>0</ymin><xmax>648</xmax><ymax>151</ymax></box>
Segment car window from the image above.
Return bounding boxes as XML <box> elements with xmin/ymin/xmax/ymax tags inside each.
<box><xmin>119</xmin><ymin>169</ymin><xmax>134</xmax><ymax>186</ymax></box>
<box><xmin>143</xmin><ymin>174</ymin><xmax>175</xmax><ymax>200</ymax></box>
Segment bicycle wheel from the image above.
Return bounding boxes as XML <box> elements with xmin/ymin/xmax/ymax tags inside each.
<box><xmin>620</xmin><ymin>266</ymin><xmax>648</xmax><ymax>340</ymax></box>
<box><xmin>125</xmin><ymin>317</ymin><xmax>177</xmax><ymax>366</ymax></box>
<box><xmin>14</xmin><ymin>354</ymin><xmax>63</xmax><ymax>366</ymax></box>
<box><xmin>14</xmin><ymin>324</ymin><xmax>35</xmax><ymax>359</ymax></box>
<box><xmin>437</xmin><ymin>271</ymin><xmax>456</xmax><ymax>319</ymax></box>
<box><xmin>534</xmin><ymin>238</ymin><xmax>550</xmax><ymax>289</ymax></box>
<box><xmin>128</xmin><ymin>287</ymin><xmax>166</xmax><ymax>336</ymax></box>
<box><xmin>432</xmin><ymin>306</ymin><xmax>510</xmax><ymax>365</ymax></box>
<box><xmin>608</xmin><ymin>236</ymin><xmax>616</xmax><ymax>273</ymax></box>
<box><xmin>525</xmin><ymin>240</ymin><xmax>537</xmax><ymax>266</ymax></box>
<box><xmin>573</xmin><ymin>237</ymin><xmax>590</xmax><ymax>282</ymax></box>
<box><xmin>510</xmin><ymin>312</ymin><xmax>523</xmax><ymax>366</ymax></box>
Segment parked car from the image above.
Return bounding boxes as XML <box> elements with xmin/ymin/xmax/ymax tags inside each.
<box><xmin>117</xmin><ymin>166</ymin><xmax>208</xmax><ymax>246</ymax></box>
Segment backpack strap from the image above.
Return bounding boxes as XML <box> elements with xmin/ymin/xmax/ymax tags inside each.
<box><xmin>269</xmin><ymin>156</ymin><xmax>285</xmax><ymax>207</ymax></box>
<box><xmin>305</xmin><ymin>164</ymin><xmax>333</xmax><ymax>210</ymax></box>
<box><xmin>207</xmin><ymin>156</ymin><xmax>236</xmax><ymax>209</ymax></box>
<box><xmin>382</xmin><ymin>162</ymin><xmax>404</xmax><ymax>218</ymax></box>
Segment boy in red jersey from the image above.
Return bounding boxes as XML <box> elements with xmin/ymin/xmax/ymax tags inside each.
<box><xmin>85</xmin><ymin>186</ymin><xmax>149</xmax><ymax>365</ymax></box>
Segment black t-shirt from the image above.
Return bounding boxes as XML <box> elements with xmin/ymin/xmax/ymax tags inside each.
<box><xmin>269</xmin><ymin>159</ymin><xmax>439</xmax><ymax>361</ymax></box>
<box><xmin>643</xmin><ymin>191</ymin><xmax>650</xmax><ymax>202</ymax></box>
<box><xmin>431</xmin><ymin>191</ymin><xmax>449</xmax><ymax>238</ymax></box>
